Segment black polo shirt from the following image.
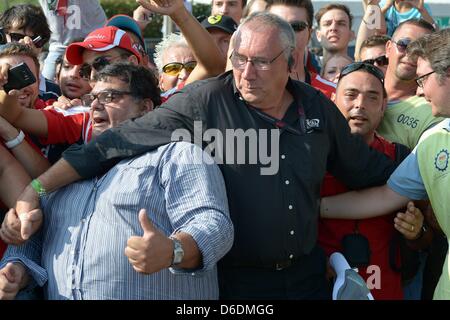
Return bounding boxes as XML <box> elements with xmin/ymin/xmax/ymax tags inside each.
<box><xmin>63</xmin><ymin>71</ymin><xmax>397</xmax><ymax>267</ymax></box>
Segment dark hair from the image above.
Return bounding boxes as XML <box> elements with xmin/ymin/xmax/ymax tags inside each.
<box><xmin>0</xmin><ymin>42</ymin><xmax>40</xmax><ymax>76</ymax></box>
<box><xmin>267</xmin><ymin>0</ymin><xmax>314</xmax><ymax>28</ymax></box>
<box><xmin>315</xmin><ymin>4</ymin><xmax>353</xmax><ymax>29</ymax></box>
<box><xmin>407</xmin><ymin>28</ymin><xmax>450</xmax><ymax>83</ymax></box>
<box><xmin>94</xmin><ymin>63</ymin><xmax>161</xmax><ymax>107</ymax></box>
<box><xmin>337</xmin><ymin>62</ymin><xmax>387</xmax><ymax>98</ymax></box>
<box><xmin>392</xmin><ymin>19</ymin><xmax>435</xmax><ymax>40</ymax></box>
<box><xmin>0</xmin><ymin>5</ymin><xmax>51</xmax><ymax>47</ymax></box>
<box><xmin>213</xmin><ymin>0</ymin><xmax>247</xmax><ymax>8</ymax></box>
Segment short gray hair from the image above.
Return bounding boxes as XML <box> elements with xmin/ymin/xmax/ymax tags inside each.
<box><xmin>233</xmin><ymin>11</ymin><xmax>296</xmax><ymax>61</ymax></box>
<box><xmin>407</xmin><ymin>28</ymin><xmax>450</xmax><ymax>84</ymax></box>
<box><xmin>153</xmin><ymin>33</ymin><xmax>190</xmax><ymax>72</ymax></box>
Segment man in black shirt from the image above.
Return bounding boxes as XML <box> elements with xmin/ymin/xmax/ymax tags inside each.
<box><xmin>7</xmin><ymin>12</ymin><xmax>397</xmax><ymax>299</ymax></box>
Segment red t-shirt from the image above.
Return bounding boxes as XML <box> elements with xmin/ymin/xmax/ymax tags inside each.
<box><xmin>310</xmin><ymin>72</ymin><xmax>336</xmax><ymax>100</ymax></box>
<box><xmin>319</xmin><ymin>134</ymin><xmax>403</xmax><ymax>300</ymax></box>
<box><xmin>40</xmin><ymin>107</ymin><xmax>91</xmax><ymax>145</ymax></box>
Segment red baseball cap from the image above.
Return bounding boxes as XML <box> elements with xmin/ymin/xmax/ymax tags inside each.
<box><xmin>66</xmin><ymin>26</ymin><xmax>142</xmax><ymax>65</ymax></box>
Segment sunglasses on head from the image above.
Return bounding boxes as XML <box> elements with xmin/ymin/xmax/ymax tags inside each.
<box><xmin>79</xmin><ymin>56</ymin><xmax>114</xmax><ymax>80</ymax></box>
<box><xmin>339</xmin><ymin>62</ymin><xmax>385</xmax><ymax>85</ymax></box>
<box><xmin>290</xmin><ymin>21</ymin><xmax>309</xmax><ymax>32</ymax></box>
<box><xmin>362</xmin><ymin>55</ymin><xmax>389</xmax><ymax>67</ymax></box>
<box><xmin>162</xmin><ymin>61</ymin><xmax>197</xmax><ymax>76</ymax></box>
<box><xmin>393</xmin><ymin>38</ymin><xmax>412</xmax><ymax>53</ymax></box>
<box><xmin>8</xmin><ymin>32</ymin><xmax>46</xmax><ymax>48</ymax></box>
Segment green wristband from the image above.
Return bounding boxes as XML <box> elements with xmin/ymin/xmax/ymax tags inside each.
<box><xmin>31</xmin><ymin>179</ymin><xmax>47</xmax><ymax>197</ymax></box>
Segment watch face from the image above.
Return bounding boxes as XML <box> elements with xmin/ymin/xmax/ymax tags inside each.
<box><xmin>171</xmin><ymin>238</ymin><xmax>184</xmax><ymax>265</ymax></box>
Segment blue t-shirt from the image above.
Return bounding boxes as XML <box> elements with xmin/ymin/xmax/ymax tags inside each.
<box><xmin>379</xmin><ymin>0</ymin><xmax>432</xmax><ymax>36</ymax></box>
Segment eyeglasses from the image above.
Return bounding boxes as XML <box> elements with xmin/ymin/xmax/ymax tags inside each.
<box><xmin>79</xmin><ymin>56</ymin><xmax>121</xmax><ymax>80</ymax></box>
<box><xmin>290</xmin><ymin>21</ymin><xmax>309</xmax><ymax>32</ymax></box>
<box><xmin>230</xmin><ymin>48</ymin><xmax>288</xmax><ymax>71</ymax></box>
<box><xmin>362</xmin><ymin>55</ymin><xmax>389</xmax><ymax>67</ymax></box>
<box><xmin>81</xmin><ymin>90</ymin><xmax>133</xmax><ymax>107</ymax></box>
<box><xmin>7</xmin><ymin>32</ymin><xmax>46</xmax><ymax>48</ymax></box>
<box><xmin>415</xmin><ymin>70</ymin><xmax>435</xmax><ymax>88</ymax></box>
<box><xmin>339</xmin><ymin>62</ymin><xmax>385</xmax><ymax>85</ymax></box>
<box><xmin>162</xmin><ymin>61</ymin><xmax>197</xmax><ymax>76</ymax></box>
<box><xmin>392</xmin><ymin>38</ymin><xmax>412</xmax><ymax>53</ymax></box>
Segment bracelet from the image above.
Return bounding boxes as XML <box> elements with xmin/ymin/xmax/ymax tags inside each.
<box><xmin>30</xmin><ymin>179</ymin><xmax>47</xmax><ymax>197</ymax></box>
<box><xmin>4</xmin><ymin>130</ymin><xmax>25</xmax><ymax>149</ymax></box>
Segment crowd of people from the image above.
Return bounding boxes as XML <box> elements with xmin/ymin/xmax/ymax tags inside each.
<box><xmin>0</xmin><ymin>0</ymin><xmax>448</xmax><ymax>300</ymax></box>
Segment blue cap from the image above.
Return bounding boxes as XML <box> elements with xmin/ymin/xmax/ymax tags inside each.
<box><xmin>106</xmin><ymin>14</ymin><xmax>146</xmax><ymax>51</ymax></box>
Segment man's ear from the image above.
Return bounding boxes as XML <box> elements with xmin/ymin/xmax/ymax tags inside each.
<box><xmin>140</xmin><ymin>98</ymin><xmax>154</xmax><ymax>114</ymax></box>
<box><xmin>331</xmin><ymin>91</ymin><xmax>336</xmax><ymax>103</ymax></box>
<box><xmin>316</xmin><ymin>28</ymin><xmax>323</xmax><ymax>43</ymax></box>
<box><xmin>128</xmin><ymin>55</ymin><xmax>139</xmax><ymax>66</ymax></box>
<box><xmin>385</xmin><ymin>40</ymin><xmax>393</xmax><ymax>59</ymax></box>
<box><xmin>158</xmin><ymin>73</ymin><xmax>164</xmax><ymax>91</ymax></box>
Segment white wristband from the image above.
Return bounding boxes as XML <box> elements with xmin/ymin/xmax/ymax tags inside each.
<box><xmin>5</xmin><ymin>130</ymin><xmax>25</xmax><ymax>149</ymax></box>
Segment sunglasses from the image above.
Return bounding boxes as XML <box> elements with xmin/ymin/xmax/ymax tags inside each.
<box><xmin>79</xmin><ymin>56</ymin><xmax>116</xmax><ymax>80</ymax></box>
<box><xmin>392</xmin><ymin>38</ymin><xmax>412</xmax><ymax>53</ymax></box>
<box><xmin>162</xmin><ymin>61</ymin><xmax>197</xmax><ymax>76</ymax></box>
<box><xmin>362</xmin><ymin>55</ymin><xmax>389</xmax><ymax>67</ymax></box>
<box><xmin>339</xmin><ymin>62</ymin><xmax>385</xmax><ymax>85</ymax></box>
<box><xmin>7</xmin><ymin>32</ymin><xmax>46</xmax><ymax>48</ymax></box>
<box><xmin>290</xmin><ymin>21</ymin><xmax>309</xmax><ymax>32</ymax></box>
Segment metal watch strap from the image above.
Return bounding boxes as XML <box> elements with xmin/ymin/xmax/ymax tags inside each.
<box><xmin>169</xmin><ymin>236</ymin><xmax>184</xmax><ymax>267</ymax></box>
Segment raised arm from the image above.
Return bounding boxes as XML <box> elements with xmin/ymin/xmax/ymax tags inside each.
<box><xmin>0</xmin><ymin>90</ymin><xmax>48</xmax><ymax>138</ymax></box>
<box><xmin>412</xmin><ymin>0</ymin><xmax>436</xmax><ymax>27</ymax></box>
<box><xmin>355</xmin><ymin>0</ymin><xmax>387</xmax><ymax>61</ymax></box>
<box><xmin>137</xmin><ymin>0</ymin><xmax>225</xmax><ymax>83</ymax></box>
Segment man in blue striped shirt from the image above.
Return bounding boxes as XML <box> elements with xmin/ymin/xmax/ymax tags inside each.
<box><xmin>0</xmin><ymin>64</ymin><xmax>233</xmax><ymax>299</ymax></box>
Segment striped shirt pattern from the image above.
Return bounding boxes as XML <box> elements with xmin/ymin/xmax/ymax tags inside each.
<box><xmin>1</xmin><ymin>142</ymin><xmax>233</xmax><ymax>300</ymax></box>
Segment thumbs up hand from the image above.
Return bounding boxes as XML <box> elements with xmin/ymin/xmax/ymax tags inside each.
<box><xmin>0</xmin><ymin>263</ymin><xmax>28</xmax><ymax>300</ymax></box>
<box><xmin>0</xmin><ymin>208</ymin><xmax>43</xmax><ymax>245</ymax></box>
<box><xmin>125</xmin><ymin>209</ymin><xmax>174</xmax><ymax>274</ymax></box>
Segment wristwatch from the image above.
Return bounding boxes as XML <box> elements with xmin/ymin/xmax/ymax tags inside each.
<box><xmin>169</xmin><ymin>236</ymin><xmax>184</xmax><ymax>267</ymax></box>
<box><xmin>412</xmin><ymin>224</ymin><xmax>428</xmax><ymax>241</ymax></box>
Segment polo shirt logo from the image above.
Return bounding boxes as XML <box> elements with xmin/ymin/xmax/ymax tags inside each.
<box><xmin>306</xmin><ymin>119</ymin><xmax>320</xmax><ymax>130</ymax></box>
<box><xmin>434</xmin><ymin>149</ymin><xmax>449</xmax><ymax>172</ymax></box>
